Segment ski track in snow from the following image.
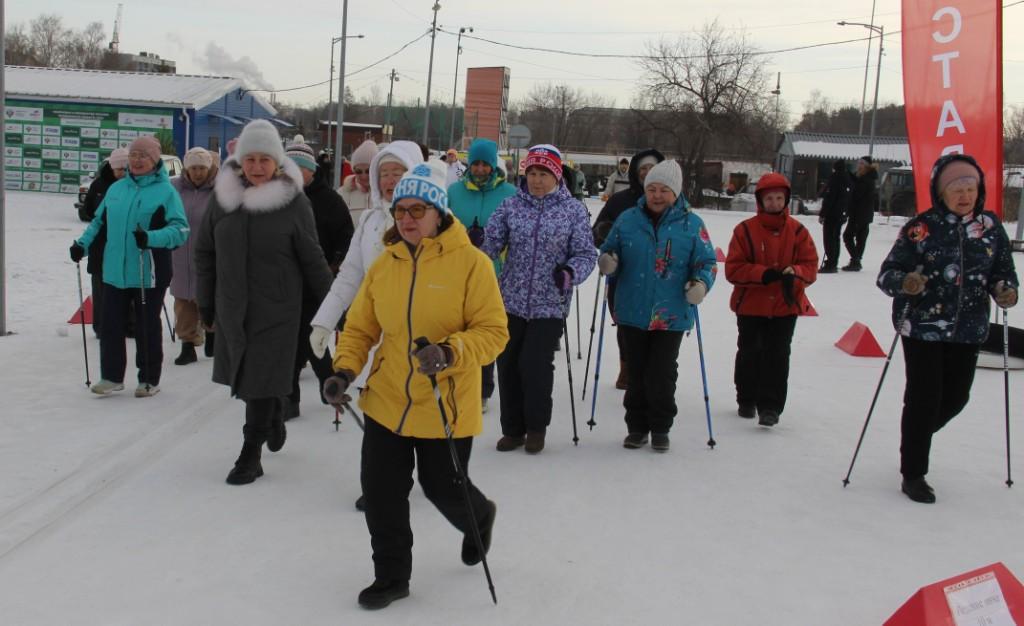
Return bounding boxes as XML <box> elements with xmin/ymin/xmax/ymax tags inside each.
<box><xmin>0</xmin><ymin>192</ymin><xmax>1020</xmax><ymax>625</ymax></box>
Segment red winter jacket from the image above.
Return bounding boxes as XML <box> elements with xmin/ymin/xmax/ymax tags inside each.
<box><xmin>725</xmin><ymin>174</ymin><xmax>819</xmax><ymax>317</ymax></box>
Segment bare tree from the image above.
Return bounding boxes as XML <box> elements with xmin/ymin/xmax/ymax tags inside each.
<box><xmin>517</xmin><ymin>82</ymin><xmax>613</xmax><ymax>149</ymax></box>
<box><xmin>1006</xmin><ymin>107</ymin><xmax>1024</xmax><ymax>164</ymax></box>
<box><xmin>5</xmin><ymin>14</ymin><xmax>111</xmax><ymax>69</ymax></box>
<box><xmin>636</xmin><ymin>20</ymin><xmax>771</xmax><ymax>201</ymax></box>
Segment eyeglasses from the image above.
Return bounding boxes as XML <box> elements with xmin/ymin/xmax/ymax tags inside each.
<box><xmin>128</xmin><ymin>151</ymin><xmax>152</xmax><ymax>161</ymax></box>
<box><xmin>391</xmin><ymin>204</ymin><xmax>432</xmax><ymax>219</ymax></box>
<box><xmin>353</xmin><ymin>168</ymin><xmax>369</xmax><ymax>175</ymax></box>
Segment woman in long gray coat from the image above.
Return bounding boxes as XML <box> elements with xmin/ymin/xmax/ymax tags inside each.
<box><xmin>194</xmin><ymin>119</ymin><xmax>333</xmax><ymax>485</ymax></box>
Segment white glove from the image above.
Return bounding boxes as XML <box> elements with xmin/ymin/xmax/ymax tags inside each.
<box><xmin>310</xmin><ymin>325</ymin><xmax>333</xmax><ymax>358</ymax></box>
<box><xmin>598</xmin><ymin>252</ymin><xmax>619</xmax><ymax>276</ymax></box>
<box><xmin>685</xmin><ymin>280</ymin><xmax>707</xmax><ymax>305</ymax></box>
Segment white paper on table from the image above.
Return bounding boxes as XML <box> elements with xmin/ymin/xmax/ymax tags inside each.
<box><xmin>944</xmin><ymin>571</ymin><xmax>1015</xmax><ymax>626</ymax></box>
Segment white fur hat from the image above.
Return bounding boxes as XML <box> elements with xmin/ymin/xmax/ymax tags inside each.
<box><xmin>234</xmin><ymin>119</ymin><xmax>285</xmax><ymax>166</ymax></box>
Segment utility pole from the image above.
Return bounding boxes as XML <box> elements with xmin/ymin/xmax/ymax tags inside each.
<box><xmin>422</xmin><ymin>1</ymin><xmax>441</xmax><ymax>147</ymax></box>
<box><xmin>867</xmin><ymin>26</ymin><xmax>884</xmax><ymax>158</ymax></box>
<box><xmin>328</xmin><ymin>30</ymin><xmax>363</xmax><ymax>176</ymax></box>
<box><xmin>385</xmin><ymin>69</ymin><xmax>399</xmax><ymax>142</ymax></box>
<box><xmin>857</xmin><ymin>0</ymin><xmax>877</xmax><ymax>136</ymax></box>
<box><xmin>333</xmin><ymin>0</ymin><xmax>349</xmax><ymax>189</ymax></box>
<box><xmin>1</xmin><ymin>0</ymin><xmax>7</xmax><ymax>336</ymax></box>
<box><xmin>449</xmin><ymin>26</ymin><xmax>472</xmax><ymax>150</ymax></box>
<box><xmin>771</xmin><ymin>72</ymin><xmax>781</xmax><ymax>129</ymax></box>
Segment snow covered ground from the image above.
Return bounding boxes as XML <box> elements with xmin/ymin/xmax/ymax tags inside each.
<box><xmin>0</xmin><ymin>191</ymin><xmax>1021</xmax><ymax>625</ymax></box>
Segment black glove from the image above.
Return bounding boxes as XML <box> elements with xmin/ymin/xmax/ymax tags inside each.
<box><xmin>553</xmin><ymin>265</ymin><xmax>573</xmax><ymax>292</ymax></box>
<box><xmin>412</xmin><ymin>343</ymin><xmax>452</xmax><ymax>374</ymax></box>
<box><xmin>322</xmin><ymin>372</ymin><xmax>353</xmax><ymax>408</ymax></box>
<box><xmin>70</xmin><ymin>242</ymin><xmax>85</xmax><ymax>263</ymax></box>
<box><xmin>780</xmin><ymin>274</ymin><xmax>797</xmax><ymax>306</ymax></box>
<box><xmin>133</xmin><ymin>226</ymin><xmax>149</xmax><ymax>250</ymax></box>
<box><xmin>199</xmin><ymin>308</ymin><xmax>215</xmax><ymax>330</ymax></box>
<box><xmin>762</xmin><ymin>269</ymin><xmax>784</xmax><ymax>285</ymax></box>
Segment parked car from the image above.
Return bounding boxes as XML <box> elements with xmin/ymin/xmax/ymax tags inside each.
<box><xmin>75</xmin><ymin>154</ymin><xmax>183</xmax><ymax>222</ymax></box>
<box><xmin>879</xmin><ymin>165</ymin><xmax>916</xmax><ymax>217</ymax></box>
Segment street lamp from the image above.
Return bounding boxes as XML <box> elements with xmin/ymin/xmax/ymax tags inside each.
<box><xmin>328</xmin><ymin>30</ymin><xmax>364</xmax><ymax>175</ymax></box>
<box><xmin>839</xmin><ymin>20</ymin><xmax>884</xmax><ymax>158</ymax></box>
<box><xmin>448</xmin><ymin>26</ymin><xmax>473</xmax><ymax>150</ymax></box>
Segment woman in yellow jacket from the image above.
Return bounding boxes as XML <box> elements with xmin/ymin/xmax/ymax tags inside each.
<box><xmin>323</xmin><ymin>159</ymin><xmax>509</xmax><ymax>610</ymax></box>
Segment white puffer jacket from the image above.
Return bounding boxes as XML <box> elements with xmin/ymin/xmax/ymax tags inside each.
<box><xmin>311</xmin><ymin>141</ymin><xmax>424</xmax><ymax>330</ymax></box>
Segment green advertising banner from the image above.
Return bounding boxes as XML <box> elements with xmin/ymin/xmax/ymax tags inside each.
<box><xmin>3</xmin><ymin>99</ymin><xmax>174</xmax><ymax>194</ymax></box>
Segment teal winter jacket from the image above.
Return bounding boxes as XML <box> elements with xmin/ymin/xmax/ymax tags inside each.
<box><xmin>448</xmin><ymin>172</ymin><xmax>517</xmax><ymax>274</ymax></box>
<box><xmin>600</xmin><ymin>195</ymin><xmax>717</xmax><ymax>331</ymax></box>
<box><xmin>76</xmin><ymin>162</ymin><xmax>189</xmax><ymax>289</ymax></box>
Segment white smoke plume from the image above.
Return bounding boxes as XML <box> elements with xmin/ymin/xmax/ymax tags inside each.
<box><xmin>194</xmin><ymin>42</ymin><xmax>273</xmax><ymax>91</ymax></box>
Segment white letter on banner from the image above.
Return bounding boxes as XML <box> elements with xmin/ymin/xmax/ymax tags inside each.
<box><xmin>932</xmin><ymin>51</ymin><xmax>960</xmax><ymax>89</ymax></box>
<box><xmin>932</xmin><ymin>7</ymin><xmax>962</xmax><ymax>44</ymax></box>
<box><xmin>936</xmin><ymin>100</ymin><xmax>967</xmax><ymax>137</ymax></box>
<box><xmin>940</xmin><ymin>145</ymin><xmax>964</xmax><ymax>156</ymax></box>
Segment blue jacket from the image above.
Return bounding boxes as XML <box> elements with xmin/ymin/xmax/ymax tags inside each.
<box><xmin>448</xmin><ymin>171</ymin><xmax>517</xmax><ymax>274</ymax></box>
<box><xmin>877</xmin><ymin>154</ymin><xmax>1018</xmax><ymax>344</ymax></box>
<box><xmin>600</xmin><ymin>195</ymin><xmax>717</xmax><ymax>331</ymax></box>
<box><xmin>76</xmin><ymin>162</ymin><xmax>189</xmax><ymax>289</ymax></box>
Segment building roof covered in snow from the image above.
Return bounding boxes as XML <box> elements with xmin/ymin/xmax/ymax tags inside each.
<box><xmin>778</xmin><ymin>131</ymin><xmax>910</xmax><ymax>165</ymax></box>
<box><xmin>4</xmin><ymin>65</ymin><xmax>275</xmax><ymax>113</ymax></box>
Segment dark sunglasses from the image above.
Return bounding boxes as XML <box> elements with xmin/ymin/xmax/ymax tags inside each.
<box><xmin>391</xmin><ymin>204</ymin><xmax>433</xmax><ymax>219</ymax></box>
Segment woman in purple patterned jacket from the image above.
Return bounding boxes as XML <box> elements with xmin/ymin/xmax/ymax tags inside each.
<box><xmin>482</xmin><ymin>144</ymin><xmax>597</xmax><ymax>454</ymax></box>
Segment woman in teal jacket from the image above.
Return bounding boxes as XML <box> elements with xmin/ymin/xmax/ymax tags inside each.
<box><xmin>448</xmin><ymin>138</ymin><xmax>517</xmax><ymax>403</ymax></box>
<box><xmin>597</xmin><ymin>160</ymin><xmax>717</xmax><ymax>451</ymax></box>
<box><xmin>70</xmin><ymin>136</ymin><xmax>189</xmax><ymax>397</ymax></box>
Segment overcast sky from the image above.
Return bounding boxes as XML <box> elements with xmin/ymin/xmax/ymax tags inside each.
<box><xmin>9</xmin><ymin>0</ymin><xmax>1024</xmax><ymax>127</ymax></box>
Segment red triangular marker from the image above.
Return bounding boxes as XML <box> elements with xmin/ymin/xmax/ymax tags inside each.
<box><xmin>885</xmin><ymin>562</ymin><xmax>1024</xmax><ymax>625</ymax></box>
<box><xmin>68</xmin><ymin>296</ymin><xmax>93</xmax><ymax>324</ymax></box>
<box><xmin>835</xmin><ymin>322</ymin><xmax>885</xmax><ymax>357</ymax></box>
<box><xmin>805</xmin><ymin>300</ymin><xmax>818</xmax><ymax>316</ymax></box>
<box><xmin>715</xmin><ymin>247</ymin><xmax>726</xmax><ymax>262</ymax></box>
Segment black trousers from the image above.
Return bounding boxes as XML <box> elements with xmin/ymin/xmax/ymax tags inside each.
<box><xmin>291</xmin><ymin>317</ymin><xmax>335</xmax><ymax>406</ymax></box>
<box><xmin>244</xmin><ymin>397</ymin><xmax>278</xmax><ymax>435</ymax></box>
<box><xmin>481</xmin><ymin>362</ymin><xmax>496</xmax><ymax>399</ymax></box>
<box><xmin>99</xmin><ymin>283</ymin><xmax>165</xmax><ymax>385</ymax></box>
<box><xmin>90</xmin><ymin>272</ymin><xmax>105</xmax><ymax>337</ymax></box>
<box><xmin>607</xmin><ymin>279</ymin><xmax>628</xmax><ymax>365</ymax></box>
<box><xmin>621</xmin><ymin>326</ymin><xmax>684</xmax><ymax>435</ymax></box>
<box><xmin>821</xmin><ymin>217</ymin><xmax>844</xmax><ymax>268</ymax></box>
<box><xmin>842</xmin><ymin>219</ymin><xmax>870</xmax><ymax>262</ymax></box>
<box><xmin>899</xmin><ymin>337</ymin><xmax>979</xmax><ymax>477</ymax></box>
<box><xmin>734</xmin><ymin>315</ymin><xmax>798</xmax><ymax>414</ymax></box>
<box><xmin>361</xmin><ymin>416</ymin><xmax>489</xmax><ymax>582</ymax></box>
<box><xmin>497</xmin><ymin>315</ymin><xmax>564</xmax><ymax>436</ymax></box>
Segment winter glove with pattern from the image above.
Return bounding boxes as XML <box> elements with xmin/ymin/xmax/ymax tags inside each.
<box><xmin>597</xmin><ymin>252</ymin><xmax>619</xmax><ymax>276</ymax></box>
<box><xmin>309</xmin><ymin>325</ymin><xmax>333</xmax><ymax>358</ymax></box>
<box><xmin>995</xmin><ymin>281</ymin><xmax>1018</xmax><ymax>308</ymax></box>
<box><xmin>411</xmin><ymin>343</ymin><xmax>452</xmax><ymax>375</ymax></box>
<box><xmin>685</xmin><ymin>280</ymin><xmax>707</xmax><ymax>305</ymax></box>
<box><xmin>133</xmin><ymin>226</ymin><xmax>149</xmax><ymax>250</ymax></box>
<box><xmin>761</xmin><ymin>268</ymin><xmax>784</xmax><ymax>284</ymax></box>
<box><xmin>901</xmin><ymin>272</ymin><xmax>927</xmax><ymax>296</ymax></box>
<box><xmin>553</xmin><ymin>265</ymin><xmax>574</xmax><ymax>292</ymax></box>
<box><xmin>322</xmin><ymin>370</ymin><xmax>355</xmax><ymax>409</ymax></box>
<box><xmin>69</xmin><ymin>242</ymin><xmax>85</xmax><ymax>263</ymax></box>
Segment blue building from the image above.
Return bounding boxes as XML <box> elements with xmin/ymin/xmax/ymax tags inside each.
<box><xmin>4</xmin><ymin>65</ymin><xmax>291</xmax><ymax>193</ymax></box>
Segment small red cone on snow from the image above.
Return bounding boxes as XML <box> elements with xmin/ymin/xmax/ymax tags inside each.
<box><xmin>885</xmin><ymin>562</ymin><xmax>1024</xmax><ymax>625</ymax></box>
<box><xmin>68</xmin><ymin>296</ymin><xmax>93</xmax><ymax>324</ymax></box>
<box><xmin>715</xmin><ymin>247</ymin><xmax>726</xmax><ymax>262</ymax></box>
<box><xmin>835</xmin><ymin>322</ymin><xmax>885</xmax><ymax>357</ymax></box>
<box><xmin>805</xmin><ymin>300</ymin><xmax>819</xmax><ymax>316</ymax></box>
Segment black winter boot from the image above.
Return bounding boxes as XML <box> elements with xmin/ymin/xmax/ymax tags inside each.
<box><xmin>174</xmin><ymin>343</ymin><xmax>198</xmax><ymax>366</ymax></box>
<box><xmin>358</xmin><ymin>579</ymin><xmax>410</xmax><ymax>610</ymax></box>
<box><xmin>204</xmin><ymin>332</ymin><xmax>215</xmax><ymax>358</ymax></box>
<box><xmin>462</xmin><ymin>500</ymin><xmax>497</xmax><ymax>566</ymax></box>
<box><xmin>267</xmin><ymin>415</ymin><xmax>286</xmax><ymax>453</ymax></box>
<box><xmin>226</xmin><ymin>426</ymin><xmax>266</xmax><ymax>485</ymax></box>
<box><xmin>901</xmin><ymin>476</ymin><xmax>936</xmax><ymax>503</ymax></box>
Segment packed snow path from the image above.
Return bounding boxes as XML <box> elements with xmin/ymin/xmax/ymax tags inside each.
<box><xmin>0</xmin><ymin>192</ymin><xmax>1019</xmax><ymax>624</ymax></box>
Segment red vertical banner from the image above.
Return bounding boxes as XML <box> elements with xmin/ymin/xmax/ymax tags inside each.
<box><xmin>901</xmin><ymin>1</ymin><xmax>1003</xmax><ymax>216</ymax></box>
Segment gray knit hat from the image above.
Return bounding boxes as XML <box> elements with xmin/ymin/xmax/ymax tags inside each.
<box><xmin>643</xmin><ymin>159</ymin><xmax>682</xmax><ymax>197</ymax></box>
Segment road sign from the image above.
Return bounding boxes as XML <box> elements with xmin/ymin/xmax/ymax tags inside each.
<box><xmin>508</xmin><ymin>124</ymin><xmax>532</xmax><ymax>149</ymax></box>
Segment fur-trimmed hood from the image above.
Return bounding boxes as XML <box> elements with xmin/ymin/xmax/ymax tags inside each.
<box><xmin>368</xmin><ymin>140</ymin><xmax>424</xmax><ymax>208</ymax></box>
<box><xmin>214</xmin><ymin>156</ymin><xmax>305</xmax><ymax>213</ymax></box>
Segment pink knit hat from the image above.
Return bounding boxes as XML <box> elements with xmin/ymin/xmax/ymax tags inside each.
<box><xmin>129</xmin><ymin>135</ymin><xmax>161</xmax><ymax>165</ymax></box>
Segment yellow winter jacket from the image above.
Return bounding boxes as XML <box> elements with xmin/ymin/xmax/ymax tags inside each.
<box><xmin>334</xmin><ymin>219</ymin><xmax>509</xmax><ymax>438</ymax></box>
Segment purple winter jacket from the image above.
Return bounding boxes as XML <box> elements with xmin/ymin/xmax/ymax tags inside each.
<box><xmin>482</xmin><ymin>181</ymin><xmax>597</xmax><ymax>320</ymax></box>
<box><xmin>170</xmin><ymin>174</ymin><xmax>214</xmax><ymax>300</ymax></box>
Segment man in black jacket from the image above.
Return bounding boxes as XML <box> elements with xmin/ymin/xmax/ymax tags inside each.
<box><xmin>842</xmin><ymin>156</ymin><xmax>879</xmax><ymax>272</ymax></box>
<box><xmin>286</xmin><ymin>141</ymin><xmax>355</xmax><ymax>418</ymax></box>
<box><xmin>591</xmin><ymin>148</ymin><xmax>665</xmax><ymax>390</ymax></box>
<box><xmin>818</xmin><ymin>160</ymin><xmax>852</xmax><ymax>273</ymax></box>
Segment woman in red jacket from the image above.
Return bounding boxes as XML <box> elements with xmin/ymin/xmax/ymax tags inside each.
<box><xmin>724</xmin><ymin>173</ymin><xmax>819</xmax><ymax>426</ymax></box>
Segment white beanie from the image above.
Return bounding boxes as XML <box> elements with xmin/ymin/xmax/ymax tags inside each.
<box><xmin>351</xmin><ymin>140</ymin><xmax>379</xmax><ymax>167</ymax></box>
<box><xmin>234</xmin><ymin>119</ymin><xmax>285</xmax><ymax>166</ymax></box>
<box><xmin>644</xmin><ymin>159</ymin><xmax>683</xmax><ymax>197</ymax></box>
<box><xmin>369</xmin><ymin>140</ymin><xmax>424</xmax><ymax>207</ymax></box>
<box><xmin>392</xmin><ymin>160</ymin><xmax>449</xmax><ymax>214</ymax></box>
<box><xmin>183</xmin><ymin>146</ymin><xmax>213</xmax><ymax>169</ymax></box>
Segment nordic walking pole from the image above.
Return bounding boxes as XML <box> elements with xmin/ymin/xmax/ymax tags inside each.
<box><xmin>75</xmin><ymin>262</ymin><xmax>92</xmax><ymax>387</ymax></box>
<box><xmin>575</xmin><ymin>287</ymin><xmax>582</xmax><ymax>359</ymax></box>
<box><xmin>342</xmin><ymin>402</ymin><xmax>366</xmax><ymax>431</ymax></box>
<box><xmin>843</xmin><ymin>301</ymin><xmax>912</xmax><ymax>487</ymax></box>
<box><xmin>560</xmin><ymin>293</ymin><xmax>580</xmax><ymax>445</ymax></box>
<box><xmin>581</xmin><ymin>276</ymin><xmax>604</xmax><ymax>401</ymax></box>
<box><xmin>587</xmin><ymin>280</ymin><xmax>609</xmax><ymax>429</ymax></box>
<box><xmin>162</xmin><ymin>302</ymin><xmax>175</xmax><ymax>343</ymax></box>
<box><xmin>1002</xmin><ymin>307</ymin><xmax>1014</xmax><ymax>488</ymax></box>
<box><xmin>413</xmin><ymin>337</ymin><xmax>497</xmax><ymax>605</ymax></box>
<box><xmin>136</xmin><ymin>238</ymin><xmax>153</xmax><ymax>394</ymax></box>
<box><xmin>692</xmin><ymin>305</ymin><xmax>716</xmax><ymax>449</ymax></box>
